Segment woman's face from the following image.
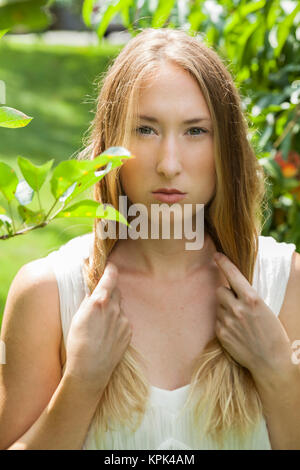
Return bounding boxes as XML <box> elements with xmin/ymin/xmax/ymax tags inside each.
<box><xmin>119</xmin><ymin>62</ymin><xmax>216</xmax><ymax>216</ymax></box>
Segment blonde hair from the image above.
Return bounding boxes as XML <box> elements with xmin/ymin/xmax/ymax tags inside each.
<box><xmin>78</xmin><ymin>27</ymin><xmax>268</xmax><ymax>448</ymax></box>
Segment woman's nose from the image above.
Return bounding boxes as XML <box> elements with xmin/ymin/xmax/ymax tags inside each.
<box><xmin>156</xmin><ymin>139</ymin><xmax>182</xmax><ymax>179</ymax></box>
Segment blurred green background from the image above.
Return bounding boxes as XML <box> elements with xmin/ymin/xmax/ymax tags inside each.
<box><xmin>0</xmin><ymin>0</ymin><xmax>300</xmax><ymax>330</ymax></box>
<box><xmin>0</xmin><ymin>37</ymin><xmax>122</xmax><ymax>328</ymax></box>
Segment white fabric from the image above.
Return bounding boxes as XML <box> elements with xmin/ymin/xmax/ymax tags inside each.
<box><xmin>44</xmin><ymin>232</ymin><xmax>296</xmax><ymax>450</ymax></box>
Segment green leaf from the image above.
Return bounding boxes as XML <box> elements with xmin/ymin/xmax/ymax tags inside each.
<box><xmin>0</xmin><ymin>161</ymin><xmax>19</xmax><ymax>202</ymax></box>
<box><xmin>96</xmin><ymin>202</ymin><xmax>130</xmax><ymax>226</ymax></box>
<box><xmin>259</xmin><ymin>157</ymin><xmax>283</xmax><ymax>183</ymax></box>
<box><xmin>17</xmin><ymin>156</ymin><xmax>54</xmax><ymax>192</ymax></box>
<box><xmin>152</xmin><ymin>0</ymin><xmax>175</xmax><ymax>28</ymax></box>
<box><xmin>274</xmin><ymin>3</ymin><xmax>300</xmax><ymax>58</ymax></box>
<box><xmin>0</xmin><ymin>205</ymin><xmax>6</xmax><ymax>214</ymax></box>
<box><xmin>55</xmin><ymin>199</ymin><xmax>130</xmax><ymax>227</ymax></box>
<box><xmin>0</xmin><ymin>29</ymin><xmax>9</xmax><ymax>39</ymax></box>
<box><xmin>240</xmin><ymin>0</ymin><xmax>266</xmax><ymax>18</ymax></box>
<box><xmin>59</xmin><ymin>181</ymin><xmax>77</xmax><ymax>203</ymax></box>
<box><xmin>66</xmin><ymin>149</ymin><xmax>134</xmax><ymax>203</ymax></box>
<box><xmin>96</xmin><ymin>1</ymin><xmax>123</xmax><ymax>40</ymax></box>
<box><xmin>17</xmin><ymin>205</ymin><xmax>45</xmax><ymax>225</ymax></box>
<box><xmin>0</xmin><ymin>106</ymin><xmax>33</xmax><ymax>128</ymax></box>
<box><xmin>280</xmin><ymin>132</ymin><xmax>292</xmax><ymax>160</ymax></box>
<box><xmin>58</xmin><ymin>161</ymin><xmax>113</xmax><ymax>204</ymax></box>
<box><xmin>82</xmin><ymin>0</ymin><xmax>94</xmax><ymax>27</ymax></box>
<box><xmin>188</xmin><ymin>9</ymin><xmax>206</xmax><ymax>31</ymax></box>
<box><xmin>55</xmin><ymin>199</ymin><xmax>100</xmax><ymax>218</ymax></box>
<box><xmin>266</xmin><ymin>0</ymin><xmax>280</xmax><ymax>30</ymax></box>
<box><xmin>100</xmin><ymin>145</ymin><xmax>132</xmax><ymax>158</ymax></box>
<box><xmin>0</xmin><ymin>214</ymin><xmax>13</xmax><ymax>235</ymax></box>
<box><xmin>282</xmin><ymin>178</ymin><xmax>300</xmax><ymax>191</ymax></box>
<box><xmin>258</xmin><ymin>123</ymin><xmax>274</xmax><ymax>150</ymax></box>
<box><xmin>14</xmin><ymin>178</ymin><xmax>34</xmax><ymax>205</ymax></box>
<box><xmin>224</xmin><ymin>0</ymin><xmax>266</xmax><ymax>34</ymax></box>
<box><xmin>50</xmin><ymin>160</ymin><xmax>91</xmax><ymax>200</ymax></box>
<box><xmin>238</xmin><ymin>22</ymin><xmax>261</xmax><ymax>68</ymax></box>
<box><xmin>119</xmin><ymin>0</ymin><xmax>135</xmax><ymax>29</ymax></box>
<box><xmin>50</xmin><ymin>146</ymin><xmax>134</xmax><ymax>202</ymax></box>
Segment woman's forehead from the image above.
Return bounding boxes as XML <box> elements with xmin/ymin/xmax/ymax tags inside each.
<box><xmin>134</xmin><ymin>84</ymin><xmax>210</xmax><ymax>119</ymax></box>
<box><xmin>137</xmin><ymin>63</ymin><xmax>192</xmax><ymax>89</ymax></box>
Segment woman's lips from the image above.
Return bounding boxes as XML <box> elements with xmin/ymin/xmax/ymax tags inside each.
<box><xmin>151</xmin><ymin>192</ymin><xmax>187</xmax><ymax>203</ymax></box>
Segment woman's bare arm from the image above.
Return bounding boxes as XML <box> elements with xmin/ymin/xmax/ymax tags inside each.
<box><xmin>7</xmin><ymin>372</ymin><xmax>104</xmax><ymax>450</ymax></box>
<box><xmin>0</xmin><ymin>260</ymin><xmax>102</xmax><ymax>450</ymax></box>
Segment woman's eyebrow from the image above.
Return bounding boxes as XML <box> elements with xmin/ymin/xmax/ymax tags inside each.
<box><xmin>138</xmin><ymin>115</ymin><xmax>211</xmax><ymax>124</ymax></box>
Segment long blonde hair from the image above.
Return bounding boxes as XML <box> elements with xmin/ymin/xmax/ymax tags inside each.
<box><xmin>78</xmin><ymin>27</ymin><xmax>268</xmax><ymax>448</ymax></box>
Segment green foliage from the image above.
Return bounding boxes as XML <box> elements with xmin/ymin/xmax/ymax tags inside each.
<box><xmin>0</xmin><ymin>147</ymin><xmax>134</xmax><ymax>240</ymax></box>
<box><xmin>0</xmin><ymin>161</ymin><xmax>18</xmax><ymax>202</ymax></box>
<box><xmin>0</xmin><ymin>106</ymin><xmax>33</xmax><ymax>128</ymax></box>
<box><xmin>0</xmin><ymin>0</ymin><xmax>53</xmax><ymax>32</ymax></box>
<box><xmin>0</xmin><ymin>29</ymin><xmax>9</xmax><ymax>39</ymax></box>
<box><xmin>56</xmin><ymin>199</ymin><xmax>128</xmax><ymax>226</ymax></box>
<box><xmin>17</xmin><ymin>156</ymin><xmax>54</xmax><ymax>192</ymax></box>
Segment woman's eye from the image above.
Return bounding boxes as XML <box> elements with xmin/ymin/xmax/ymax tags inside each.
<box><xmin>134</xmin><ymin>126</ymin><xmax>208</xmax><ymax>137</ymax></box>
<box><xmin>135</xmin><ymin>126</ymin><xmax>155</xmax><ymax>136</ymax></box>
<box><xmin>187</xmin><ymin>127</ymin><xmax>207</xmax><ymax>136</ymax></box>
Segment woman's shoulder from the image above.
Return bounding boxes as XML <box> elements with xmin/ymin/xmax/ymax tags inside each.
<box><xmin>257</xmin><ymin>234</ymin><xmax>296</xmax><ymax>257</ymax></box>
<box><xmin>31</xmin><ymin>231</ymin><xmax>95</xmax><ymax>301</ymax></box>
<box><xmin>256</xmin><ymin>234</ymin><xmax>297</xmax><ymax>285</ymax></box>
<box><xmin>254</xmin><ymin>235</ymin><xmax>297</xmax><ymax>318</ymax></box>
<box><xmin>275</xmin><ymin>246</ymin><xmax>300</xmax><ymax>339</ymax></box>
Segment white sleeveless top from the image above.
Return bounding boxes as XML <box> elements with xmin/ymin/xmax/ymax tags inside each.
<box><xmin>44</xmin><ymin>232</ymin><xmax>296</xmax><ymax>450</ymax></box>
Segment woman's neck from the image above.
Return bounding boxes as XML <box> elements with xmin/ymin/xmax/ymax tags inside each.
<box><xmin>112</xmin><ymin>230</ymin><xmax>217</xmax><ymax>281</ymax></box>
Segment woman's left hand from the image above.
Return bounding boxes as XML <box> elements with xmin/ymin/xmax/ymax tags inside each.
<box><xmin>214</xmin><ymin>252</ymin><xmax>292</xmax><ymax>379</ymax></box>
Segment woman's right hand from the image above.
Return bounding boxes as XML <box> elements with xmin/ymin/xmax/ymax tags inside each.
<box><xmin>64</xmin><ymin>262</ymin><xmax>133</xmax><ymax>395</ymax></box>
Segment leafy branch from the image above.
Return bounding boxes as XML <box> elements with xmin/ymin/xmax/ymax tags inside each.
<box><xmin>0</xmin><ymin>147</ymin><xmax>135</xmax><ymax>240</ymax></box>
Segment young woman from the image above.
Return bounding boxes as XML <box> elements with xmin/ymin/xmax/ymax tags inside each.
<box><xmin>1</xmin><ymin>28</ymin><xmax>300</xmax><ymax>451</ymax></box>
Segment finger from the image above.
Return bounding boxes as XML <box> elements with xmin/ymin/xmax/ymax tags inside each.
<box><xmin>216</xmin><ymin>285</ymin><xmax>238</xmax><ymax>309</ymax></box>
<box><xmin>214</xmin><ymin>252</ymin><xmax>253</xmax><ymax>301</ymax></box>
<box><xmin>93</xmin><ymin>262</ymin><xmax>119</xmax><ymax>298</ymax></box>
<box><xmin>111</xmin><ymin>286</ymin><xmax>121</xmax><ymax>304</ymax></box>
